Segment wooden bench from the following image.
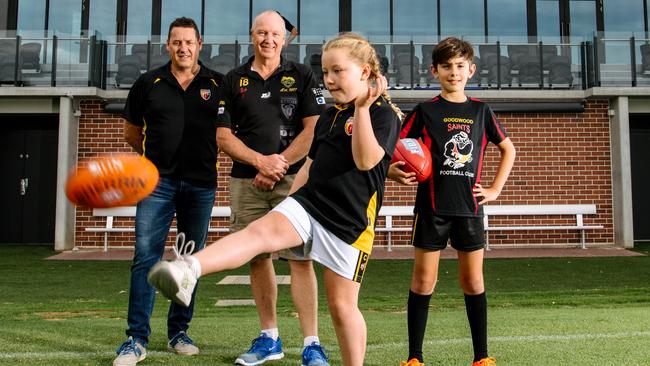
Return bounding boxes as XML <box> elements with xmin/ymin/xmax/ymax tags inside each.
<box><xmin>85</xmin><ymin>206</ymin><xmax>231</xmax><ymax>252</ymax></box>
<box><xmin>375</xmin><ymin>204</ymin><xmax>603</xmax><ymax>251</ymax></box>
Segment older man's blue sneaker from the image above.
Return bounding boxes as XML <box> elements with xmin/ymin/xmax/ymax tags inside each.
<box><xmin>235</xmin><ymin>334</ymin><xmax>284</xmax><ymax>365</ymax></box>
<box><xmin>301</xmin><ymin>342</ymin><xmax>329</xmax><ymax>366</ymax></box>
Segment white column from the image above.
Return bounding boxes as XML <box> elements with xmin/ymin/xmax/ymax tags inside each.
<box><xmin>54</xmin><ymin>96</ymin><xmax>79</xmax><ymax>251</ymax></box>
<box><xmin>609</xmin><ymin>96</ymin><xmax>635</xmax><ymax>248</ymax></box>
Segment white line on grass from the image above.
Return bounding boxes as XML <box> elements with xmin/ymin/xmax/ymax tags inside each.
<box><xmin>1</xmin><ymin>331</ymin><xmax>649</xmax><ymax>359</ymax></box>
<box><xmin>369</xmin><ymin>330</ymin><xmax>650</xmax><ymax>350</ymax></box>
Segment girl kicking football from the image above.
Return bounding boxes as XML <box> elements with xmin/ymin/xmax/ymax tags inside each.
<box><xmin>148</xmin><ymin>32</ymin><xmax>403</xmax><ymax>366</ymax></box>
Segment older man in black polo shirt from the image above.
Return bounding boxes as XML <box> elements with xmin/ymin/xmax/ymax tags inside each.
<box><xmin>114</xmin><ymin>17</ymin><xmax>223</xmax><ymax>366</ymax></box>
<box><xmin>216</xmin><ymin>10</ymin><xmax>329</xmax><ymax>366</ymax></box>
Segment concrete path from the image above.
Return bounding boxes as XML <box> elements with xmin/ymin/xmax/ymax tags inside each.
<box><xmin>47</xmin><ymin>246</ymin><xmax>643</xmax><ymax>261</ymax></box>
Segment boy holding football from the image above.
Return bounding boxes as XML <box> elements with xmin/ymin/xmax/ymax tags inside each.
<box><xmin>389</xmin><ymin>37</ymin><xmax>516</xmax><ymax>366</ymax></box>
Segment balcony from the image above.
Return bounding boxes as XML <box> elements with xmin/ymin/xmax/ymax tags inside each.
<box><xmin>1</xmin><ymin>33</ymin><xmax>650</xmax><ymax>91</ymax></box>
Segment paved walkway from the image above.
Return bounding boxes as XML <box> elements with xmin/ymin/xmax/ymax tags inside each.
<box><xmin>47</xmin><ymin>245</ymin><xmax>643</xmax><ymax>261</ymax></box>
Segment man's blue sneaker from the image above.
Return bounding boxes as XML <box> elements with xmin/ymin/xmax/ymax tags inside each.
<box><xmin>113</xmin><ymin>336</ymin><xmax>146</xmax><ymax>366</ymax></box>
<box><xmin>301</xmin><ymin>342</ymin><xmax>329</xmax><ymax>366</ymax></box>
<box><xmin>235</xmin><ymin>334</ymin><xmax>284</xmax><ymax>365</ymax></box>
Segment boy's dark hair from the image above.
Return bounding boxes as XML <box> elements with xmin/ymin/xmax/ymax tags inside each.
<box><xmin>167</xmin><ymin>17</ymin><xmax>201</xmax><ymax>41</ymax></box>
<box><xmin>431</xmin><ymin>37</ymin><xmax>474</xmax><ymax>66</ymax></box>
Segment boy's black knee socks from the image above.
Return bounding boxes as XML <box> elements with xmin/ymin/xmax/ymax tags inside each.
<box><xmin>407</xmin><ymin>290</ymin><xmax>431</xmax><ymax>362</ymax></box>
<box><xmin>464</xmin><ymin>292</ymin><xmax>488</xmax><ymax>361</ymax></box>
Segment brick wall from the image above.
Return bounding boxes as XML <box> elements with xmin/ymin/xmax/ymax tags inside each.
<box><xmin>474</xmin><ymin>99</ymin><xmax>613</xmax><ymax>246</ymax></box>
<box><xmin>74</xmin><ymin>98</ymin><xmax>614</xmax><ymax>249</ymax></box>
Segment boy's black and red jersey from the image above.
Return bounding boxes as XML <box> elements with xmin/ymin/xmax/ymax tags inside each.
<box><xmin>291</xmin><ymin>98</ymin><xmax>400</xmax><ymax>253</ymax></box>
<box><xmin>400</xmin><ymin>95</ymin><xmax>508</xmax><ymax>217</ymax></box>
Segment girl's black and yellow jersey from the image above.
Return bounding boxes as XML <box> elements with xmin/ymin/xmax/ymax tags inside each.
<box><xmin>291</xmin><ymin>97</ymin><xmax>400</xmax><ymax>254</ymax></box>
<box><xmin>400</xmin><ymin>95</ymin><xmax>508</xmax><ymax>217</ymax></box>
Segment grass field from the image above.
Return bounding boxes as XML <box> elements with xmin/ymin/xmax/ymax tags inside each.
<box><xmin>0</xmin><ymin>245</ymin><xmax>649</xmax><ymax>365</ymax></box>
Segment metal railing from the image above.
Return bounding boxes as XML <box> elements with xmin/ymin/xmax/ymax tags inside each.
<box><xmin>1</xmin><ymin>34</ymin><xmax>650</xmax><ymax>90</ymax></box>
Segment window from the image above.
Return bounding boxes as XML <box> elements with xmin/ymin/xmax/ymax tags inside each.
<box><xmin>49</xmin><ymin>0</ymin><xmax>83</xmax><ymax>64</ymax></box>
<box><xmin>487</xmin><ymin>0</ymin><xmax>527</xmax><ymax>38</ymax></box>
<box><xmin>393</xmin><ymin>0</ymin><xmax>436</xmax><ymax>37</ymax></box>
<box><xmin>0</xmin><ymin>0</ymin><xmax>9</xmax><ymax>31</ymax></box>
<box><xmin>603</xmin><ymin>0</ymin><xmax>644</xmax><ymax>64</ymax></box>
<box><xmin>301</xmin><ymin>0</ymin><xmax>338</xmax><ymax>37</ymax></box>
<box><xmin>49</xmin><ymin>0</ymin><xmax>82</xmax><ymax>36</ymax></box>
<box><xmin>17</xmin><ymin>0</ymin><xmax>46</xmax><ymax>37</ymax></box>
<box><xmin>440</xmin><ymin>0</ymin><xmax>483</xmax><ymax>37</ymax></box>
<box><xmin>604</xmin><ymin>0</ymin><xmax>644</xmax><ymax>34</ymax></box>
<box><xmin>536</xmin><ymin>0</ymin><xmax>560</xmax><ymax>42</ymax></box>
<box><xmin>89</xmin><ymin>0</ymin><xmax>117</xmax><ymax>39</ymax></box>
<box><xmin>126</xmin><ymin>0</ymin><xmax>151</xmax><ymax>41</ymax></box>
<box><xmin>204</xmin><ymin>1</ymin><xmax>249</xmax><ymax>37</ymax></box>
<box><xmin>569</xmin><ymin>0</ymin><xmax>596</xmax><ymax>39</ymax></box>
<box><xmin>161</xmin><ymin>0</ymin><xmax>201</xmax><ymax>38</ymax></box>
<box><xmin>253</xmin><ymin>0</ymin><xmax>297</xmax><ymax>30</ymax></box>
<box><xmin>352</xmin><ymin>0</ymin><xmax>389</xmax><ymax>36</ymax></box>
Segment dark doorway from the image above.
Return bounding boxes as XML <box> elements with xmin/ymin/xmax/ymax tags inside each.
<box><xmin>0</xmin><ymin>115</ymin><xmax>58</xmax><ymax>244</ymax></box>
<box><xmin>630</xmin><ymin>114</ymin><xmax>650</xmax><ymax>242</ymax></box>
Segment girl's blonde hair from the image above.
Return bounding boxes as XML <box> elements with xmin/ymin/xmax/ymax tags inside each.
<box><xmin>323</xmin><ymin>32</ymin><xmax>404</xmax><ymax>120</ymax></box>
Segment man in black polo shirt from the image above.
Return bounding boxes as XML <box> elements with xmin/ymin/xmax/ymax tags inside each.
<box><xmin>113</xmin><ymin>17</ymin><xmax>223</xmax><ymax>366</ymax></box>
<box><xmin>216</xmin><ymin>10</ymin><xmax>328</xmax><ymax>366</ymax></box>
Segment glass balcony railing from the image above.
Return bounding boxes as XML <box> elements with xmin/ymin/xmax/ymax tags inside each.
<box><xmin>0</xmin><ymin>32</ymin><xmax>100</xmax><ymax>87</ymax></box>
<box><xmin>0</xmin><ymin>32</ymin><xmax>648</xmax><ymax>90</ymax></box>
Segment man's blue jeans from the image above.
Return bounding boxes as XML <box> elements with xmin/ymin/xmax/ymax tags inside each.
<box><xmin>126</xmin><ymin>177</ymin><xmax>215</xmax><ymax>345</ymax></box>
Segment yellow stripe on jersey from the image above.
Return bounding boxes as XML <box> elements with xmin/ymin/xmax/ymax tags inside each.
<box><xmin>153</xmin><ymin>77</ymin><xmax>161</xmax><ymax>84</ymax></box>
<box><xmin>330</xmin><ymin>104</ymin><xmax>350</xmax><ymax>133</ymax></box>
<box><xmin>410</xmin><ymin>213</ymin><xmax>418</xmax><ymax>245</ymax></box>
<box><xmin>351</xmin><ymin>191</ymin><xmax>377</xmax><ymax>254</ymax></box>
<box><xmin>141</xmin><ymin>118</ymin><xmax>147</xmax><ymax>157</ymax></box>
<box><xmin>210</xmin><ymin>78</ymin><xmax>218</xmax><ymax>87</ymax></box>
<box><xmin>353</xmin><ymin>251</ymin><xmax>370</xmax><ymax>283</ymax></box>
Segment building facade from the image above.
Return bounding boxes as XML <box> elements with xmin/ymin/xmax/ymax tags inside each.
<box><xmin>0</xmin><ymin>0</ymin><xmax>648</xmax><ymax>250</ymax></box>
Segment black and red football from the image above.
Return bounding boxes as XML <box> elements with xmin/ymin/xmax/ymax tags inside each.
<box><xmin>390</xmin><ymin>138</ymin><xmax>432</xmax><ymax>183</ymax></box>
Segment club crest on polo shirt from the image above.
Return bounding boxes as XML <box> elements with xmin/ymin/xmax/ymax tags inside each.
<box><xmin>281</xmin><ymin>76</ymin><xmax>295</xmax><ymax>88</ymax></box>
<box><xmin>200</xmin><ymin>89</ymin><xmax>211</xmax><ymax>100</ymax></box>
<box><xmin>280</xmin><ymin>76</ymin><xmax>298</xmax><ymax>92</ymax></box>
<box><xmin>280</xmin><ymin>97</ymin><xmax>297</xmax><ymax>120</ymax></box>
<box><xmin>344</xmin><ymin>117</ymin><xmax>354</xmax><ymax>136</ymax></box>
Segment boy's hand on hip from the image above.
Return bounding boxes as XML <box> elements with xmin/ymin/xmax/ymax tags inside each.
<box><xmin>473</xmin><ymin>183</ymin><xmax>500</xmax><ymax>205</ymax></box>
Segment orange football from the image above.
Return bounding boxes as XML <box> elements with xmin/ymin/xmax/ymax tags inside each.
<box><xmin>65</xmin><ymin>154</ymin><xmax>159</xmax><ymax>208</ymax></box>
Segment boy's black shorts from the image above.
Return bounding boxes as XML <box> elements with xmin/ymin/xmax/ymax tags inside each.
<box><xmin>411</xmin><ymin>212</ymin><xmax>485</xmax><ymax>252</ymax></box>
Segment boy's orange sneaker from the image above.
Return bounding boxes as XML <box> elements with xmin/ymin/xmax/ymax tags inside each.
<box><xmin>400</xmin><ymin>358</ymin><xmax>424</xmax><ymax>366</ymax></box>
<box><xmin>472</xmin><ymin>357</ymin><xmax>496</xmax><ymax>366</ymax></box>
